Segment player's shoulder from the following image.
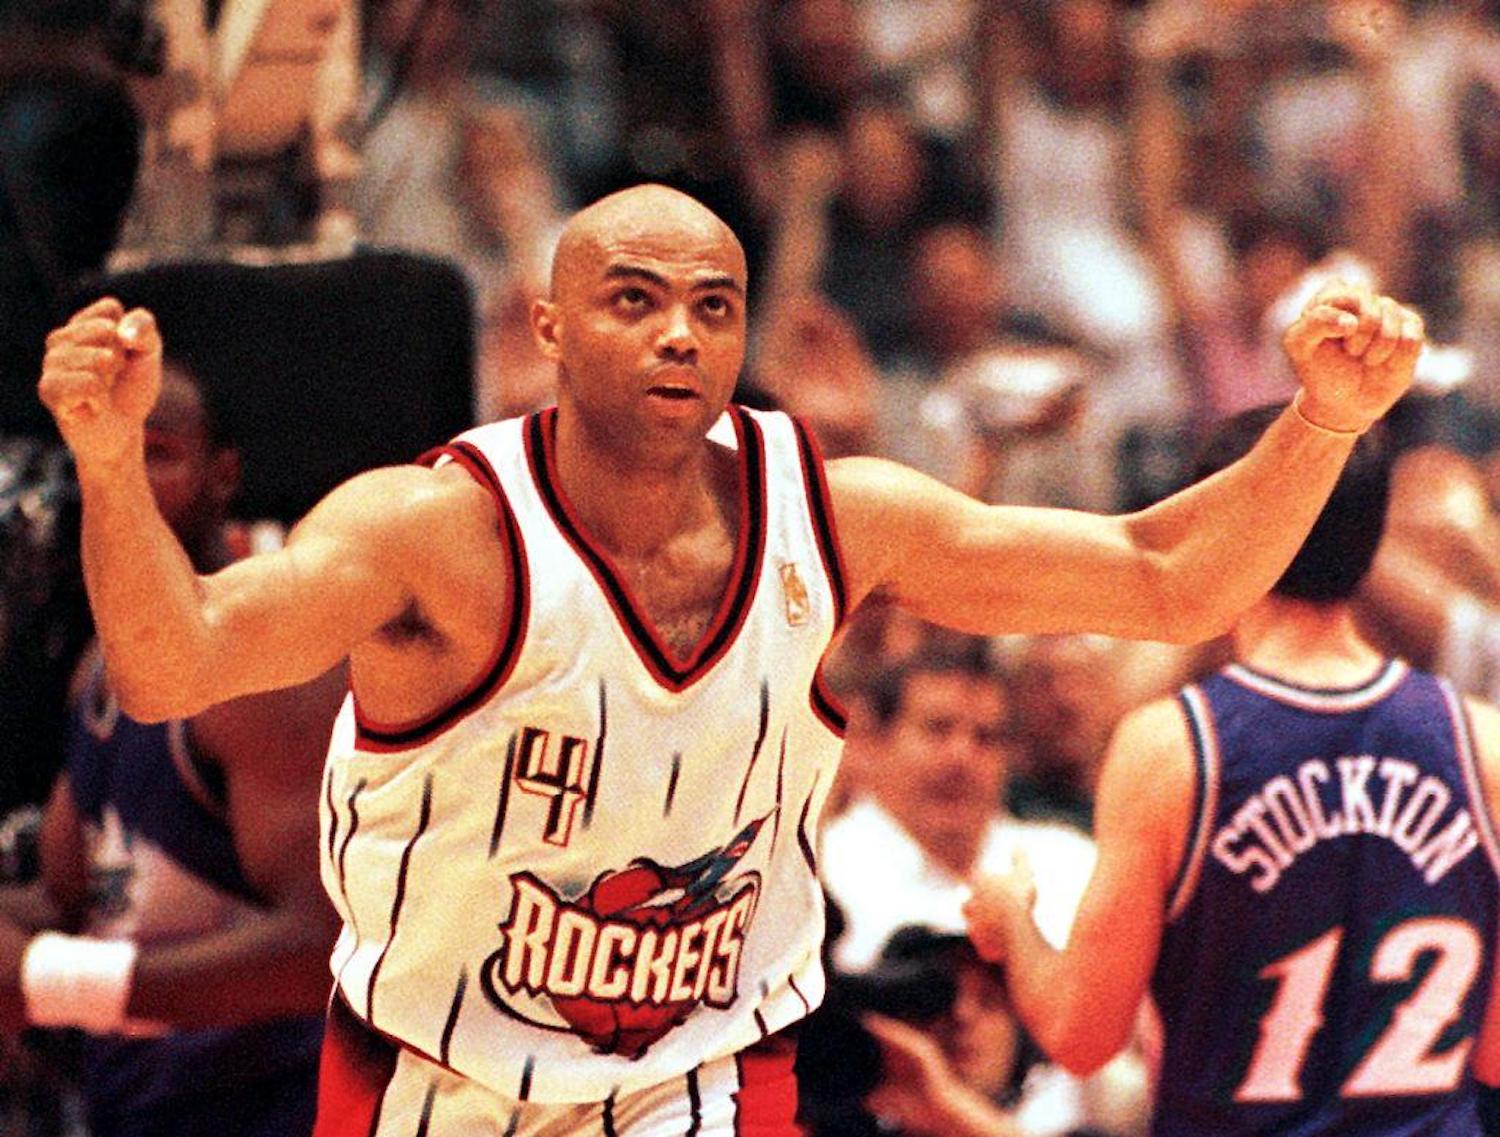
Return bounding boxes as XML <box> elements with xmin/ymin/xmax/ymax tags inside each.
<box><xmin>334</xmin><ymin>460</ymin><xmax>490</xmax><ymax>512</ymax></box>
<box><xmin>1094</xmin><ymin>694</ymin><xmax>1197</xmax><ymax>824</ymax></box>
<box><xmin>1453</xmin><ymin>692</ymin><xmax>1500</xmax><ymax>832</ymax></box>
<box><xmin>1463</xmin><ymin>691</ymin><xmax>1500</xmax><ymax>733</ymax></box>
<box><xmin>1462</xmin><ymin>691</ymin><xmax>1500</xmax><ymax>764</ymax></box>
<box><xmin>1111</xmin><ymin>695</ymin><xmax>1194</xmax><ymax>764</ymax></box>
<box><xmin>298</xmin><ymin>461</ymin><xmax>497</xmax><ymax>549</ymax></box>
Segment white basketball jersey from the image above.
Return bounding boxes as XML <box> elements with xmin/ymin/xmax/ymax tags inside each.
<box><xmin>319</xmin><ymin>406</ymin><xmax>848</xmax><ymax>1104</ymax></box>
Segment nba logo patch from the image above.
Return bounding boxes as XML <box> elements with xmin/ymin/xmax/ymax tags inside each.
<box><xmin>779</xmin><ymin>561</ymin><xmax>811</xmax><ymax>627</ymax></box>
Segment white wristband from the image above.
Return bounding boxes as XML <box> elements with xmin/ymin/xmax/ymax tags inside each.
<box><xmin>21</xmin><ymin>932</ymin><xmax>137</xmax><ymax>1033</ymax></box>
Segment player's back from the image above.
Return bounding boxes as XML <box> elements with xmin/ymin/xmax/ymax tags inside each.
<box><xmin>1152</xmin><ymin>660</ymin><xmax>1500</xmax><ymax>1137</ymax></box>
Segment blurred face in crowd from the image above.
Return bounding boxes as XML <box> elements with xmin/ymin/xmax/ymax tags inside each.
<box><xmin>776</xmin><ymin>0</ymin><xmax>865</xmax><ymax>104</ymax></box>
<box><xmin>1241</xmin><ymin>233</ymin><xmax>1313</xmax><ymax>323</ymax></box>
<box><xmin>752</xmin><ymin>294</ymin><xmax>877</xmax><ymax>458</ymax></box>
<box><xmin>533</xmin><ymin>187</ymin><xmax>748</xmax><ymax>466</ymax></box>
<box><xmin>910</xmin><ymin>224</ymin><xmax>1004</xmax><ymax>361</ymax></box>
<box><xmin>938</xmin><ymin>959</ymin><xmax>1021</xmax><ymax>1098</ymax></box>
<box><xmin>371</xmin><ymin>0</ymin><xmax>471</xmax><ymax>82</ymax></box>
<box><xmin>1012</xmin><ymin>635</ymin><xmax>1119</xmax><ymax>793</ymax></box>
<box><xmin>879</xmin><ymin>669</ymin><xmax>1013</xmax><ymax>871</ymax></box>
<box><xmin>1045</xmin><ymin>0</ymin><xmax>1125</xmax><ymax>108</ymax></box>
<box><xmin>840</xmin><ymin>104</ymin><xmax>924</xmax><ymax>232</ymax></box>
<box><xmin>144</xmin><ymin>364</ymin><xmax>237</xmax><ymax>566</ymax></box>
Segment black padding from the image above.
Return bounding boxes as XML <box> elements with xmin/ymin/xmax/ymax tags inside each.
<box><xmin>83</xmin><ymin>247</ymin><xmax>475</xmax><ymax>523</ymax></box>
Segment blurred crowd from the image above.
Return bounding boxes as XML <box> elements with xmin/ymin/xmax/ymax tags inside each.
<box><xmin>8</xmin><ymin>0</ymin><xmax>1500</xmax><ymax>1133</ymax></box>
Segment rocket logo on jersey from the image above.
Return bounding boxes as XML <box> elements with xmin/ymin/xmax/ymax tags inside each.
<box><xmin>481</xmin><ymin>815</ymin><xmax>769</xmax><ymax>1058</ymax></box>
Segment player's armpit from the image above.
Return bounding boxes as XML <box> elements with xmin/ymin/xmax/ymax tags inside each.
<box><xmin>117</xmin><ymin>463</ymin><xmax>482</xmax><ymax>720</ymax></box>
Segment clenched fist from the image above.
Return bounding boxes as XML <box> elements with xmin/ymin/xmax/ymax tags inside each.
<box><xmin>1282</xmin><ymin>281</ymin><xmax>1424</xmax><ymax>434</ymax></box>
<box><xmin>963</xmin><ymin>850</ymin><xmax>1037</xmax><ymax>967</ymax></box>
<box><xmin>38</xmin><ymin>297</ymin><xmax>163</xmax><ymax>469</ymax></box>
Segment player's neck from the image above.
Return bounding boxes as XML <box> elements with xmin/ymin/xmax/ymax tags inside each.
<box><xmin>1232</xmin><ymin>597</ymin><xmax>1384</xmax><ymax>688</ymax></box>
<box><xmin>553</xmin><ymin>416</ymin><xmax>726</xmax><ymax>557</ymax></box>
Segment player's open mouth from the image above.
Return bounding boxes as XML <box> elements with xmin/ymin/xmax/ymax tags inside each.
<box><xmin>647</xmin><ymin>386</ymin><xmax>699</xmax><ymax>401</ymax></box>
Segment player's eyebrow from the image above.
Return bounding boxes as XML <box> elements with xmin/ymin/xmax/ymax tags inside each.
<box><xmin>603</xmin><ymin>264</ymin><xmax>744</xmax><ymax>296</ymax></box>
<box><xmin>690</xmin><ymin>273</ymin><xmax>745</xmax><ymax>297</ymax></box>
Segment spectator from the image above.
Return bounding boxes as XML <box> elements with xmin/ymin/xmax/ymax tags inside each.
<box><xmin>1360</xmin><ymin>434</ymin><xmax>1500</xmax><ymax>698</ymax></box>
<box><xmin>574</xmin><ymin>0</ymin><xmax>779</xmax><ymax>274</ymax></box>
<box><xmin>0</xmin><ymin>357</ymin><xmax>343</xmax><ymax>1137</ymax></box>
<box><xmin>1004</xmin><ymin>634</ymin><xmax>1202</xmax><ymax>833</ymax></box>
<box><xmin>820</xmin><ymin>641</ymin><xmax>1096</xmax><ymax>973</ymax></box>
<box><xmin>897</xmin><ymin>222</ymin><xmax>1099</xmax><ymax>505</ymax></box>
<box><xmin>749</xmin><ymin>292</ymin><xmax>880</xmax><ymax>459</ymax></box>
<box><xmin>0</xmin><ymin>9</ymin><xmax>141</xmax><ymax>438</ymax></box>
<box><xmin>803</xmin><ymin>920</ymin><xmax>1150</xmax><ymax>1136</ymax></box>
<box><xmin>764</xmin><ymin>91</ymin><xmax>987</xmax><ymax>369</ymax></box>
<box><xmin>356</xmin><ymin>0</ymin><xmax>561</xmax><ymax>300</ymax></box>
<box><xmin>982</xmin><ymin>0</ymin><xmax>1187</xmax><ymax>504</ymax></box>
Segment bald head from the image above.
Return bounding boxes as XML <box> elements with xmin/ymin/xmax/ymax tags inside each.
<box><xmin>550</xmin><ymin>185</ymin><xmax>747</xmax><ymax>300</ymax></box>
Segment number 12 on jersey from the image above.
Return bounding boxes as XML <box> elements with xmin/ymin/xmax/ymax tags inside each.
<box><xmin>1236</xmin><ymin>917</ymin><xmax>1482</xmax><ymax>1102</ymax></box>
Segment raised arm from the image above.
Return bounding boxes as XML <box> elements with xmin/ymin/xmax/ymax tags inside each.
<box><xmin>962</xmin><ymin>698</ymin><xmax>1195</xmax><ymax>1074</ymax></box>
<box><xmin>829</xmin><ymin>282</ymin><xmax>1423</xmax><ymax>643</ymax></box>
<box><xmin>37</xmin><ymin>298</ymin><xmax>481</xmax><ymax>721</ymax></box>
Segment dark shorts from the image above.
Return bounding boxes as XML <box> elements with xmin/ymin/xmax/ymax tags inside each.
<box><xmin>88</xmin><ymin>1063</ymin><xmax>319</xmax><ymax>1137</ymax></box>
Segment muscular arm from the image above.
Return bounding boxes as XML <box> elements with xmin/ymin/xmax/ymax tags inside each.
<box><xmin>830</xmin><ymin>285</ymin><xmax>1422</xmax><ymax>643</ymax></box>
<box><xmin>78</xmin><ymin>463</ymin><xmax>449</xmax><ymax>722</ymax></box>
<box><xmin>964</xmin><ymin>700</ymin><xmax>1194</xmax><ymax>1074</ymax></box>
<box><xmin>124</xmin><ymin>666</ymin><xmax>346</xmax><ymax>1027</ymax></box>
<box><xmin>38</xmin><ymin>299</ymin><xmax>498</xmax><ymax>722</ymax></box>
<box><xmin>832</xmin><ymin>406</ymin><xmax>1356</xmax><ymax>642</ymax></box>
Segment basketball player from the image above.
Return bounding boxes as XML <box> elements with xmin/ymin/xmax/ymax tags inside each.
<box><xmin>965</xmin><ymin>405</ymin><xmax>1500</xmax><ymax>1135</ymax></box>
<box><xmin>37</xmin><ymin>184</ymin><xmax>1420</xmax><ymax>1136</ymax></box>
<box><xmin>0</xmin><ymin>359</ymin><xmax>343</xmax><ymax>1136</ymax></box>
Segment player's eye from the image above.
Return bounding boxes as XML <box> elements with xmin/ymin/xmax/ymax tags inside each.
<box><xmin>614</xmin><ymin>287</ymin><xmax>650</xmax><ymax>311</ymax></box>
<box><xmin>699</xmin><ymin>294</ymin><xmax>733</xmax><ymax>318</ymax></box>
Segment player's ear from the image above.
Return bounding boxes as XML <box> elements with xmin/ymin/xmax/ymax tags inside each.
<box><xmin>531</xmin><ymin>298</ymin><xmax>563</xmax><ymax>363</ymax></box>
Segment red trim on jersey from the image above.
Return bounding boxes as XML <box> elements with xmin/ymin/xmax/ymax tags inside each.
<box><xmin>313</xmin><ymin>993</ymin><xmax>400</xmax><ymax>1137</ymax></box>
<box><xmin>808</xmin><ymin>662</ymin><xmax>847</xmax><ymax>738</ymax></box>
<box><xmin>734</xmin><ymin>1028</ymin><xmax>803</xmax><ymax>1136</ymax></box>
<box><xmin>353</xmin><ymin>441</ymin><xmax>531</xmax><ymax>752</ymax></box>
<box><xmin>789</xmin><ymin>417</ymin><xmax>849</xmax><ymax>628</ymax></box>
<box><xmin>525</xmin><ymin>406</ymin><xmax>767</xmax><ymax>693</ymax></box>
